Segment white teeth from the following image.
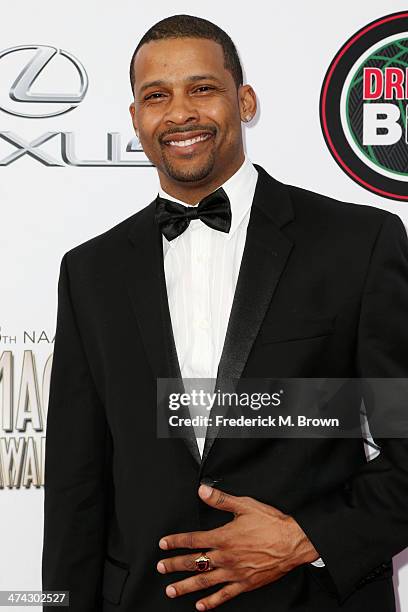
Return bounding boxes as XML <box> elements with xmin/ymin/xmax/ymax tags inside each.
<box><xmin>167</xmin><ymin>134</ymin><xmax>211</xmax><ymax>147</ymax></box>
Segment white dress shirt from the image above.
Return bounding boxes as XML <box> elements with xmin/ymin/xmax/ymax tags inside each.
<box><xmin>160</xmin><ymin>154</ymin><xmax>257</xmax><ymax>460</ymax></box>
<box><xmin>158</xmin><ymin>155</ymin><xmax>324</xmax><ymax>568</ymax></box>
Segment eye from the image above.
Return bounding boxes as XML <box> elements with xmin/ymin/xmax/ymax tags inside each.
<box><xmin>194</xmin><ymin>86</ymin><xmax>215</xmax><ymax>93</ymax></box>
<box><xmin>144</xmin><ymin>92</ymin><xmax>166</xmax><ymax>101</ymax></box>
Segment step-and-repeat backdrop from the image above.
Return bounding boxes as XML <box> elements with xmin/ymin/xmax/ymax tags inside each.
<box><xmin>1</xmin><ymin>1</ymin><xmax>407</xmax><ymax>610</ymax></box>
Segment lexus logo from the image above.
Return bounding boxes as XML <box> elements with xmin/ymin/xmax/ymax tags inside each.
<box><xmin>0</xmin><ymin>45</ymin><xmax>88</xmax><ymax>118</ymax></box>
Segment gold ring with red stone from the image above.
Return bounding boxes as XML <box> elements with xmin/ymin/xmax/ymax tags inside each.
<box><xmin>195</xmin><ymin>553</ymin><xmax>212</xmax><ymax>572</ymax></box>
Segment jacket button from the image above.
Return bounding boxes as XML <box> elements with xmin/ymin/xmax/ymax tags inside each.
<box><xmin>200</xmin><ymin>476</ymin><xmax>222</xmax><ymax>487</ymax></box>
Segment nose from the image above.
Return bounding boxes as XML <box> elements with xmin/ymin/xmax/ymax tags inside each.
<box><xmin>164</xmin><ymin>91</ymin><xmax>199</xmax><ymax>125</ymax></box>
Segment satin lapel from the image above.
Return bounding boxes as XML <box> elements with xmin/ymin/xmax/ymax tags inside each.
<box><xmin>200</xmin><ymin>164</ymin><xmax>295</xmax><ymax>466</ymax></box>
<box><xmin>126</xmin><ymin>202</ymin><xmax>201</xmax><ymax>465</ymax></box>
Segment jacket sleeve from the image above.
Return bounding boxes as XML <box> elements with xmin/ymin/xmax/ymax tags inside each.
<box><xmin>42</xmin><ymin>252</ymin><xmax>113</xmax><ymax>611</ymax></box>
<box><xmin>291</xmin><ymin>212</ymin><xmax>408</xmax><ymax>604</ymax></box>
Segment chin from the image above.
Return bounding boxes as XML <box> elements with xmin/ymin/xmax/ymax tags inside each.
<box><xmin>163</xmin><ymin>155</ymin><xmax>215</xmax><ymax>183</ymax></box>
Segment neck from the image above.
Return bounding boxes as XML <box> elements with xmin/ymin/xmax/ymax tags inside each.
<box><xmin>158</xmin><ymin>152</ymin><xmax>245</xmax><ymax>205</ymax></box>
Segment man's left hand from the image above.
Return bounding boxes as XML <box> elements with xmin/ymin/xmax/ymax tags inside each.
<box><xmin>157</xmin><ymin>484</ymin><xmax>319</xmax><ymax>610</ymax></box>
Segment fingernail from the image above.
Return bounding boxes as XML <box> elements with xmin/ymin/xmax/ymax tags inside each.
<box><xmin>159</xmin><ymin>538</ymin><xmax>168</xmax><ymax>549</ymax></box>
<box><xmin>166</xmin><ymin>585</ymin><xmax>177</xmax><ymax>598</ymax></box>
<box><xmin>157</xmin><ymin>562</ymin><xmax>166</xmax><ymax>573</ymax></box>
<box><xmin>196</xmin><ymin>602</ymin><xmax>206</xmax><ymax>611</ymax></box>
<box><xmin>199</xmin><ymin>484</ymin><xmax>213</xmax><ymax>499</ymax></box>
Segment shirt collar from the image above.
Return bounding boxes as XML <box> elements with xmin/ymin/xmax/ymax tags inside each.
<box><xmin>157</xmin><ymin>154</ymin><xmax>259</xmax><ymax>245</ymax></box>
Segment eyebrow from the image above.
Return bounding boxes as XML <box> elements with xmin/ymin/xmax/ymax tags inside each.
<box><xmin>138</xmin><ymin>74</ymin><xmax>221</xmax><ymax>94</ymax></box>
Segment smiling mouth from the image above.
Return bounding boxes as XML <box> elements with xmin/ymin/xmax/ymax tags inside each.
<box><xmin>163</xmin><ymin>133</ymin><xmax>213</xmax><ymax>148</ymax></box>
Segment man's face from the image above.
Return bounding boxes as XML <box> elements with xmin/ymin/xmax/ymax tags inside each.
<box><xmin>129</xmin><ymin>37</ymin><xmax>250</xmax><ymax>185</ymax></box>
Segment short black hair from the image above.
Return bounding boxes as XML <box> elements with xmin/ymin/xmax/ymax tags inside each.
<box><xmin>129</xmin><ymin>14</ymin><xmax>243</xmax><ymax>95</ymax></box>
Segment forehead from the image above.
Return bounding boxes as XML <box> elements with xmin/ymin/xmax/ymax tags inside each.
<box><xmin>133</xmin><ymin>37</ymin><xmax>228</xmax><ymax>89</ymax></box>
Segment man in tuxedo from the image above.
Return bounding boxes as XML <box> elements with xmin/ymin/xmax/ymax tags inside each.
<box><xmin>42</xmin><ymin>13</ymin><xmax>408</xmax><ymax>612</ymax></box>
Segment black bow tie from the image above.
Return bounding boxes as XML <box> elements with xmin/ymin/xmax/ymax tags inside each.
<box><xmin>155</xmin><ymin>187</ymin><xmax>232</xmax><ymax>241</ymax></box>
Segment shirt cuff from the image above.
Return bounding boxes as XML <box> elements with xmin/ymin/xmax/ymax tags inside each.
<box><xmin>311</xmin><ymin>557</ymin><xmax>325</xmax><ymax>567</ymax></box>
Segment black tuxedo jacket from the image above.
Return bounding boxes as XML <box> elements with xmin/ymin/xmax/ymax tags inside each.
<box><xmin>42</xmin><ymin>164</ymin><xmax>408</xmax><ymax>611</ymax></box>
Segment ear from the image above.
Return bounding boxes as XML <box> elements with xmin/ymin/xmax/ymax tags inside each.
<box><xmin>129</xmin><ymin>102</ymin><xmax>138</xmax><ymax>134</ymax></box>
<box><xmin>239</xmin><ymin>84</ymin><xmax>257</xmax><ymax>123</ymax></box>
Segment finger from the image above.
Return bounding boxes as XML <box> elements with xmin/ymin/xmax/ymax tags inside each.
<box><xmin>165</xmin><ymin>568</ymin><xmax>230</xmax><ymax>599</ymax></box>
<box><xmin>158</xmin><ymin>550</ymin><xmax>232</xmax><ymax>574</ymax></box>
<box><xmin>198</xmin><ymin>485</ymin><xmax>246</xmax><ymax>514</ymax></box>
<box><xmin>159</xmin><ymin>527</ymin><xmax>224</xmax><ymax>551</ymax></box>
<box><xmin>195</xmin><ymin>582</ymin><xmax>244</xmax><ymax>610</ymax></box>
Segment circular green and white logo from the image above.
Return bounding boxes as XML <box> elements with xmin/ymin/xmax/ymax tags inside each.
<box><xmin>321</xmin><ymin>12</ymin><xmax>408</xmax><ymax>201</ymax></box>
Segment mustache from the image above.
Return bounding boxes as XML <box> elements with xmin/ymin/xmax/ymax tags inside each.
<box><xmin>159</xmin><ymin>125</ymin><xmax>216</xmax><ymax>142</ymax></box>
